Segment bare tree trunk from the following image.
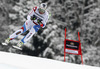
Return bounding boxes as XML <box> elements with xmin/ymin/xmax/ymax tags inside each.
<box><xmin>80</xmin><ymin>0</ymin><xmax>85</xmax><ymax>39</ymax></box>
<box><xmin>97</xmin><ymin>0</ymin><xmax>100</xmax><ymax>8</ymax></box>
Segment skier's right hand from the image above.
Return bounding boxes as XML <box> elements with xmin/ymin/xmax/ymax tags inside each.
<box><xmin>31</xmin><ymin>15</ymin><xmax>37</xmax><ymax>20</ymax></box>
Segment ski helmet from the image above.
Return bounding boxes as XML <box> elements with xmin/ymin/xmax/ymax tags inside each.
<box><xmin>39</xmin><ymin>3</ymin><xmax>47</xmax><ymax>14</ymax></box>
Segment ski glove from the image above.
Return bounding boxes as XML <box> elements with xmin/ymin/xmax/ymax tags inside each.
<box><xmin>31</xmin><ymin>15</ymin><xmax>37</xmax><ymax>20</ymax></box>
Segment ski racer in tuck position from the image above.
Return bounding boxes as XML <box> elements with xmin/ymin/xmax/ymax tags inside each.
<box><xmin>5</xmin><ymin>3</ymin><xmax>49</xmax><ymax>50</ymax></box>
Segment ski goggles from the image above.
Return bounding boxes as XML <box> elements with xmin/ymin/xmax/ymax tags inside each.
<box><xmin>39</xmin><ymin>8</ymin><xmax>45</xmax><ymax>13</ymax></box>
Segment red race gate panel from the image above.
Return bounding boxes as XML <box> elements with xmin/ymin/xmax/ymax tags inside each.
<box><xmin>64</xmin><ymin>39</ymin><xmax>82</xmax><ymax>55</ymax></box>
<box><xmin>64</xmin><ymin>28</ymin><xmax>83</xmax><ymax>64</ymax></box>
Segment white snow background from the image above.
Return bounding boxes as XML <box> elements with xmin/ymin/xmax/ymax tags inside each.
<box><xmin>0</xmin><ymin>52</ymin><xmax>99</xmax><ymax>69</ymax></box>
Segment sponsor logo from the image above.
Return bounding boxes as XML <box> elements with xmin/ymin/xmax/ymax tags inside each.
<box><xmin>66</xmin><ymin>41</ymin><xmax>79</xmax><ymax>50</ymax></box>
<box><xmin>66</xmin><ymin>44</ymin><xmax>78</xmax><ymax>48</ymax></box>
<box><xmin>70</xmin><ymin>42</ymin><xmax>74</xmax><ymax>46</ymax></box>
<box><xmin>66</xmin><ymin>49</ymin><xmax>78</xmax><ymax>54</ymax></box>
<box><xmin>16</xmin><ymin>31</ymin><xmax>21</xmax><ymax>35</ymax></box>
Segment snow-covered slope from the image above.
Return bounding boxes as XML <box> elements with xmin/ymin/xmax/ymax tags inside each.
<box><xmin>0</xmin><ymin>52</ymin><xmax>99</xmax><ymax>69</ymax></box>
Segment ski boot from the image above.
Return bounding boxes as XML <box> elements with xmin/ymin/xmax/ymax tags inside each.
<box><xmin>5</xmin><ymin>38</ymin><xmax>10</xmax><ymax>44</ymax></box>
<box><xmin>2</xmin><ymin>38</ymin><xmax>10</xmax><ymax>45</ymax></box>
<box><xmin>13</xmin><ymin>41</ymin><xmax>24</xmax><ymax>50</ymax></box>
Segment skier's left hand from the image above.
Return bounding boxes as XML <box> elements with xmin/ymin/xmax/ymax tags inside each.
<box><xmin>37</xmin><ymin>19</ymin><xmax>43</xmax><ymax>27</ymax></box>
<box><xmin>40</xmin><ymin>23</ymin><xmax>44</xmax><ymax>27</ymax></box>
<box><xmin>38</xmin><ymin>22</ymin><xmax>43</xmax><ymax>27</ymax></box>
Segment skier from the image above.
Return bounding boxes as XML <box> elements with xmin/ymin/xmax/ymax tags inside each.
<box><xmin>4</xmin><ymin>3</ymin><xmax>49</xmax><ymax>50</ymax></box>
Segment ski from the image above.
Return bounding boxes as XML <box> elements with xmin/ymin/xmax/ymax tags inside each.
<box><xmin>12</xmin><ymin>45</ymin><xmax>22</xmax><ymax>50</ymax></box>
<box><xmin>1</xmin><ymin>42</ymin><xmax>8</xmax><ymax>46</ymax></box>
